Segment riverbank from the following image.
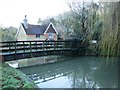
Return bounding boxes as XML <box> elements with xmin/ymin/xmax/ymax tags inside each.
<box><xmin>0</xmin><ymin>62</ymin><xmax>37</xmax><ymax>89</ymax></box>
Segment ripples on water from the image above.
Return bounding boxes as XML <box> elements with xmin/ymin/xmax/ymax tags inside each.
<box><xmin>7</xmin><ymin>56</ymin><xmax>118</xmax><ymax>88</ymax></box>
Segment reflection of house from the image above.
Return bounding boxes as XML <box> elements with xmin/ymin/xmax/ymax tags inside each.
<box><xmin>16</xmin><ymin>15</ymin><xmax>58</xmax><ymax>41</ymax></box>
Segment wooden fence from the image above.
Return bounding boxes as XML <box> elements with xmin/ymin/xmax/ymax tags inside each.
<box><xmin>0</xmin><ymin>40</ymin><xmax>81</xmax><ymax>61</ymax></box>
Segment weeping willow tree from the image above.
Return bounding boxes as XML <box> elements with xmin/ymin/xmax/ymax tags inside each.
<box><xmin>100</xmin><ymin>2</ymin><xmax>120</xmax><ymax>56</ymax></box>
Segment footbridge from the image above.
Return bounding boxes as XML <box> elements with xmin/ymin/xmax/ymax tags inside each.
<box><xmin>0</xmin><ymin>40</ymin><xmax>83</xmax><ymax>62</ymax></box>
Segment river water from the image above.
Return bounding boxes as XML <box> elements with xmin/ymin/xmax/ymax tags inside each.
<box><xmin>8</xmin><ymin>55</ymin><xmax>118</xmax><ymax>88</ymax></box>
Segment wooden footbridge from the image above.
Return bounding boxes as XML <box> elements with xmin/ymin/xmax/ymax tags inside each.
<box><xmin>0</xmin><ymin>40</ymin><xmax>82</xmax><ymax>62</ymax></box>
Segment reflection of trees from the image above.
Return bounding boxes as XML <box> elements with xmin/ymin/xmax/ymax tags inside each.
<box><xmin>92</xmin><ymin>58</ymin><xmax>118</xmax><ymax>88</ymax></box>
<box><xmin>69</xmin><ymin>57</ymin><xmax>118</xmax><ymax>88</ymax></box>
<box><xmin>69</xmin><ymin>57</ymin><xmax>98</xmax><ymax>88</ymax></box>
<box><xmin>18</xmin><ymin>57</ymin><xmax>118</xmax><ymax>88</ymax></box>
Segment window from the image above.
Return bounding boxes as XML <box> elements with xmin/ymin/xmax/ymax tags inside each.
<box><xmin>36</xmin><ymin>34</ymin><xmax>40</xmax><ymax>38</ymax></box>
<box><xmin>48</xmin><ymin>33</ymin><xmax>53</xmax><ymax>38</ymax></box>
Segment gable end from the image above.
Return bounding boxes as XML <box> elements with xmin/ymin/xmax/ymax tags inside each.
<box><xmin>44</xmin><ymin>23</ymin><xmax>58</xmax><ymax>34</ymax></box>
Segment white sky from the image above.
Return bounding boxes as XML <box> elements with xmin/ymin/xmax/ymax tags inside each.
<box><xmin>0</xmin><ymin>0</ymin><xmax>114</xmax><ymax>28</ymax></box>
<box><xmin>0</xmin><ymin>0</ymin><xmax>72</xmax><ymax>28</ymax></box>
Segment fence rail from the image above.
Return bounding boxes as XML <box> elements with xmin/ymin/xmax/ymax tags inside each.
<box><xmin>0</xmin><ymin>40</ymin><xmax>81</xmax><ymax>61</ymax></box>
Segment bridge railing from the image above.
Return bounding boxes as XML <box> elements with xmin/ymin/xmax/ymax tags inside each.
<box><xmin>0</xmin><ymin>40</ymin><xmax>78</xmax><ymax>55</ymax></box>
<box><xmin>0</xmin><ymin>40</ymin><xmax>82</xmax><ymax>61</ymax></box>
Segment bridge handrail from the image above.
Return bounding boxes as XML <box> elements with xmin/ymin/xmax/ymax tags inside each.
<box><xmin>0</xmin><ymin>40</ymin><xmax>80</xmax><ymax>56</ymax></box>
<box><xmin>0</xmin><ymin>40</ymin><xmax>70</xmax><ymax>43</ymax></box>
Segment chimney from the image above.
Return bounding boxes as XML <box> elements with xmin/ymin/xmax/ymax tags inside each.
<box><xmin>23</xmin><ymin>15</ymin><xmax>28</xmax><ymax>28</ymax></box>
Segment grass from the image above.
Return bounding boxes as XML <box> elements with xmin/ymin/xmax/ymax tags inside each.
<box><xmin>0</xmin><ymin>62</ymin><xmax>38</xmax><ymax>89</ymax></box>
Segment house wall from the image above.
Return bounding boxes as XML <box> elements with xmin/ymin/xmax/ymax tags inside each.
<box><xmin>53</xmin><ymin>34</ymin><xmax>57</xmax><ymax>40</ymax></box>
<box><xmin>44</xmin><ymin>24</ymin><xmax>58</xmax><ymax>40</ymax></box>
<box><xmin>27</xmin><ymin>35</ymin><xmax>46</xmax><ymax>41</ymax></box>
<box><xmin>17</xmin><ymin>25</ymin><xmax>27</xmax><ymax>41</ymax></box>
<box><xmin>17</xmin><ymin>23</ymin><xmax>58</xmax><ymax>41</ymax></box>
<box><xmin>27</xmin><ymin>35</ymin><xmax>35</xmax><ymax>41</ymax></box>
<box><xmin>44</xmin><ymin>33</ymin><xmax>57</xmax><ymax>40</ymax></box>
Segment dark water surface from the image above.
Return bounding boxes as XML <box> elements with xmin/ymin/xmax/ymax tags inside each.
<box><xmin>17</xmin><ymin>56</ymin><xmax>118</xmax><ymax>88</ymax></box>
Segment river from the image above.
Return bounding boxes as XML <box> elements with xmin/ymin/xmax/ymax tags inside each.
<box><xmin>6</xmin><ymin>55</ymin><xmax>118</xmax><ymax>88</ymax></box>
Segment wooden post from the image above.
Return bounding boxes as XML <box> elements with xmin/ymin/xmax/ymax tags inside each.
<box><xmin>46</xmin><ymin>41</ymin><xmax>50</xmax><ymax>50</ymax></box>
<box><xmin>54</xmin><ymin>41</ymin><xmax>55</xmax><ymax>52</ymax></box>
<box><xmin>15</xmin><ymin>42</ymin><xmax>17</xmax><ymax>60</ymax></box>
<box><xmin>8</xmin><ymin>42</ymin><xmax>11</xmax><ymax>54</ymax></box>
<box><xmin>56</xmin><ymin>41</ymin><xmax>58</xmax><ymax>50</ymax></box>
<box><xmin>36</xmin><ymin>41</ymin><xmax>37</xmax><ymax>51</ymax></box>
<box><xmin>42</xmin><ymin>42</ymin><xmax>45</xmax><ymax>52</ymax></box>
<box><xmin>57</xmin><ymin>42</ymin><xmax>60</xmax><ymax>50</ymax></box>
<box><xmin>0</xmin><ymin>55</ymin><xmax>4</xmax><ymax>63</ymax></box>
<box><xmin>30</xmin><ymin>41</ymin><xmax>32</xmax><ymax>57</ymax></box>
<box><xmin>23</xmin><ymin>41</ymin><xmax>25</xmax><ymax>53</ymax></box>
<box><xmin>62</xmin><ymin>41</ymin><xmax>64</xmax><ymax>54</ymax></box>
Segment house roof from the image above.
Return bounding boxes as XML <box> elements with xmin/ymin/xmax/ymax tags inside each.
<box><xmin>22</xmin><ymin>23</ymin><xmax>49</xmax><ymax>35</ymax></box>
<box><xmin>22</xmin><ymin>23</ymin><xmax>58</xmax><ymax>35</ymax></box>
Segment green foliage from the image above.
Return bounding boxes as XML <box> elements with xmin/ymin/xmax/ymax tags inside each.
<box><xmin>0</xmin><ymin>26</ymin><xmax>17</xmax><ymax>42</ymax></box>
<box><xmin>55</xmin><ymin>2</ymin><xmax>102</xmax><ymax>55</ymax></box>
<box><xmin>37</xmin><ymin>2</ymin><xmax>119</xmax><ymax>56</ymax></box>
<box><xmin>0</xmin><ymin>63</ymin><xmax>37</xmax><ymax>89</ymax></box>
<box><xmin>100</xmin><ymin>2</ymin><xmax>120</xmax><ymax>57</ymax></box>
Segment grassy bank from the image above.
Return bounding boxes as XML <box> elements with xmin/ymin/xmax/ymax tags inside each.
<box><xmin>0</xmin><ymin>63</ymin><xmax>38</xmax><ymax>89</ymax></box>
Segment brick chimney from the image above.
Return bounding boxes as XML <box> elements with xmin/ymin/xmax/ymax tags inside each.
<box><xmin>23</xmin><ymin>15</ymin><xmax>28</xmax><ymax>29</ymax></box>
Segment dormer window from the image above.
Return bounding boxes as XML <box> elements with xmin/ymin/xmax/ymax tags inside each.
<box><xmin>36</xmin><ymin>34</ymin><xmax>40</xmax><ymax>38</ymax></box>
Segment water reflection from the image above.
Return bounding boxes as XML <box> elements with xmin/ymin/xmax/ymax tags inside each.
<box><xmin>18</xmin><ymin>56</ymin><xmax>118</xmax><ymax>88</ymax></box>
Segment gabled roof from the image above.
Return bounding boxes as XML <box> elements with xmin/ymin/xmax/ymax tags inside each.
<box><xmin>44</xmin><ymin>23</ymin><xmax>58</xmax><ymax>35</ymax></box>
<box><xmin>22</xmin><ymin>23</ymin><xmax>48</xmax><ymax>35</ymax></box>
<box><xmin>21</xmin><ymin>23</ymin><xmax>58</xmax><ymax>35</ymax></box>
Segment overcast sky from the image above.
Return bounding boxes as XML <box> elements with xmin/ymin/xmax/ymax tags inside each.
<box><xmin>0</xmin><ymin>0</ymin><xmax>116</xmax><ymax>28</ymax></box>
<box><xmin>0</xmin><ymin>0</ymin><xmax>73</xmax><ymax>28</ymax></box>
